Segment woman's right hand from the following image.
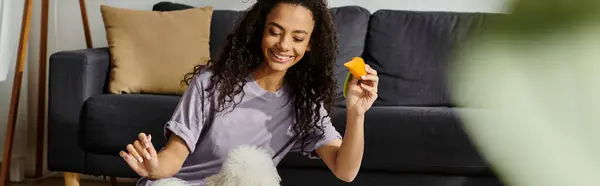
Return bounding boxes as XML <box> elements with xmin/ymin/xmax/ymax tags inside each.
<box><xmin>120</xmin><ymin>133</ymin><xmax>159</xmax><ymax>177</ymax></box>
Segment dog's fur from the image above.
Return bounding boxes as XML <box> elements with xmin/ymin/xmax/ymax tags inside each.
<box><xmin>152</xmin><ymin>146</ymin><xmax>281</xmax><ymax>186</ymax></box>
<box><xmin>152</xmin><ymin>177</ymin><xmax>190</xmax><ymax>186</ymax></box>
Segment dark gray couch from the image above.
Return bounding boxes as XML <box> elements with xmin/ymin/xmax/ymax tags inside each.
<box><xmin>48</xmin><ymin>2</ymin><xmax>503</xmax><ymax>185</ymax></box>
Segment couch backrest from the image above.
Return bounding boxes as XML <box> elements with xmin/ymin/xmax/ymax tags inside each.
<box><xmin>207</xmin><ymin>10</ymin><xmax>243</xmax><ymax>59</ymax></box>
<box><xmin>153</xmin><ymin>2</ymin><xmax>490</xmax><ymax>107</ymax></box>
<box><xmin>329</xmin><ymin>6</ymin><xmax>371</xmax><ymax>106</ymax></box>
<box><xmin>153</xmin><ymin>2</ymin><xmax>371</xmax><ymax>106</ymax></box>
<box><xmin>363</xmin><ymin>10</ymin><xmax>487</xmax><ymax>107</ymax></box>
<box><xmin>207</xmin><ymin>7</ymin><xmax>372</xmax><ymax>108</ymax></box>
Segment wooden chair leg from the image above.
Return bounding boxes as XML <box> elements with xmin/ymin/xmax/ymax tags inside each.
<box><xmin>79</xmin><ymin>0</ymin><xmax>93</xmax><ymax>48</ymax></box>
<box><xmin>110</xmin><ymin>177</ymin><xmax>118</xmax><ymax>186</ymax></box>
<box><xmin>64</xmin><ymin>172</ymin><xmax>80</xmax><ymax>186</ymax></box>
<box><xmin>34</xmin><ymin>0</ymin><xmax>50</xmax><ymax>179</ymax></box>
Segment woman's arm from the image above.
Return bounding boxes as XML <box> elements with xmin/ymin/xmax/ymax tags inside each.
<box><xmin>317</xmin><ymin>64</ymin><xmax>378</xmax><ymax>182</ymax></box>
<box><xmin>123</xmin><ymin>73</ymin><xmax>210</xmax><ymax>179</ymax></box>
<box><xmin>121</xmin><ymin>133</ymin><xmax>191</xmax><ymax>179</ymax></box>
<box><xmin>316</xmin><ymin>113</ymin><xmax>365</xmax><ymax>182</ymax></box>
<box><xmin>147</xmin><ymin>134</ymin><xmax>190</xmax><ymax>179</ymax></box>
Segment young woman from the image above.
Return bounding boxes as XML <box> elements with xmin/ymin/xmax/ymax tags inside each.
<box><xmin>120</xmin><ymin>0</ymin><xmax>379</xmax><ymax>185</ymax></box>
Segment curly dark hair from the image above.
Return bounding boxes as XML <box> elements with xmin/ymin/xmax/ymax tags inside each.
<box><xmin>182</xmin><ymin>0</ymin><xmax>338</xmax><ymax>152</ymax></box>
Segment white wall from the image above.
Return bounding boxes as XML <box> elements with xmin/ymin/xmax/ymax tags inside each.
<box><xmin>0</xmin><ymin>0</ymin><xmax>6</xmax><ymax>82</ymax></box>
<box><xmin>0</xmin><ymin>0</ymin><xmax>46</xmax><ymax>179</ymax></box>
<box><xmin>5</xmin><ymin>0</ymin><xmax>509</xmax><ymax>178</ymax></box>
<box><xmin>0</xmin><ymin>0</ymin><xmax>5</xmax><ymax>82</ymax></box>
<box><xmin>54</xmin><ymin>0</ymin><xmax>510</xmax><ymax>51</ymax></box>
<box><xmin>0</xmin><ymin>0</ymin><xmax>30</xmax><ymax>166</ymax></box>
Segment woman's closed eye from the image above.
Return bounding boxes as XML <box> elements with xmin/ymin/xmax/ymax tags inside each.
<box><xmin>269</xmin><ymin>29</ymin><xmax>281</xmax><ymax>36</ymax></box>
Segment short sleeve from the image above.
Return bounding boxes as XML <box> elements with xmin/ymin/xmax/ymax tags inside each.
<box><xmin>290</xmin><ymin>104</ymin><xmax>342</xmax><ymax>159</ymax></box>
<box><xmin>164</xmin><ymin>74</ymin><xmax>209</xmax><ymax>154</ymax></box>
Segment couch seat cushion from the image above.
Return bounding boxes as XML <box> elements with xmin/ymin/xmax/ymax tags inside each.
<box><xmin>279</xmin><ymin>106</ymin><xmax>493</xmax><ymax>175</ymax></box>
<box><xmin>80</xmin><ymin>94</ymin><xmax>180</xmax><ymax>155</ymax></box>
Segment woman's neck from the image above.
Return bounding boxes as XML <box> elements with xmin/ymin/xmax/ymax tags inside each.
<box><xmin>251</xmin><ymin>63</ymin><xmax>287</xmax><ymax>93</ymax></box>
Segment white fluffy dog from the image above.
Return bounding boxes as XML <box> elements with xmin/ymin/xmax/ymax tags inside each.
<box><xmin>152</xmin><ymin>146</ymin><xmax>281</xmax><ymax>186</ymax></box>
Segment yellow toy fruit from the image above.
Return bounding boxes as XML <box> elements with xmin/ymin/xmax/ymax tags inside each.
<box><xmin>344</xmin><ymin>57</ymin><xmax>367</xmax><ymax>79</ymax></box>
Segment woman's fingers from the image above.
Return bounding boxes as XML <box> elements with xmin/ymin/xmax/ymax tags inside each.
<box><xmin>138</xmin><ymin>133</ymin><xmax>155</xmax><ymax>158</ymax></box>
<box><xmin>120</xmin><ymin>151</ymin><xmax>131</xmax><ymax>161</ymax></box>
<box><xmin>134</xmin><ymin>140</ymin><xmax>151</xmax><ymax>161</ymax></box>
<box><xmin>145</xmin><ymin>134</ymin><xmax>158</xmax><ymax>157</ymax></box>
<box><xmin>362</xmin><ymin>65</ymin><xmax>379</xmax><ymax>93</ymax></box>
<box><xmin>365</xmin><ymin>64</ymin><xmax>378</xmax><ymax>75</ymax></box>
<box><xmin>360</xmin><ymin>76</ymin><xmax>378</xmax><ymax>92</ymax></box>
<box><xmin>137</xmin><ymin>133</ymin><xmax>158</xmax><ymax>159</ymax></box>
<box><xmin>120</xmin><ymin>151</ymin><xmax>139</xmax><ymax>168</ymax></box>
<box><xmin>138</xmin><ymin>133</ymin><xmax>150</xmax><ymax>149</ymax></box>
<box><xmin>127</xmin><ymin>144</ymin><xmax>144</xmax><ymax>163</ymax></box>
<box><xmin>121</xmin><ymin>133</ymin><xmax>157</xmax><ymax>177</ymax></box>
<box><xmin>120</xmin><ymin>151</ymin><xmax>147</xmax><ymax>176</ymax></box>
<box><xmin>359</xmin><ymin>83</ymin><xmax>377</xmax><ymax>97</ymax></box>
<box><xmin>360</xmin><ymin>75</ymin><xmax>378</xmax><ymax>84</ymax></box>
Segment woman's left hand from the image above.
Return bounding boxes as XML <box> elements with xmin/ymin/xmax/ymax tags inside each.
<box><xmin>346</xmin><ymin>64</ymin><xmax>379</xmax><ymax>116</ymax></box>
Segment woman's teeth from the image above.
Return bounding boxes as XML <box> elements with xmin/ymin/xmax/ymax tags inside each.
<box><xmin>273</xmin><ymin>52</ymin><xmax>292</xmax><ymax>60</ymax></box>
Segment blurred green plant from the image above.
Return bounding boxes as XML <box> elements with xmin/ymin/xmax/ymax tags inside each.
<box><xmin>449</xmin><ymin>0</ymin><xmax>600</xmax><ymax>186</ymax></box>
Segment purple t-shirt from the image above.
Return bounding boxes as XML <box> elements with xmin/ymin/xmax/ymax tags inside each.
<box><xmin>137</xmin><ymin>70</ymin><xmax>342</xmax><ymax>186</ymax></box>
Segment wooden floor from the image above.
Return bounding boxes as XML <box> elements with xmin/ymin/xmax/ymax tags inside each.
<box><xmin>9</xmin><ymin>178</ymin><xmax>136</xmax><ymax>186</ymax></box>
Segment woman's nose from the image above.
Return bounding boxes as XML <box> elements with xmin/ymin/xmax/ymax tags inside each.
<box><xmin>277</xmin><ymin>38</ymin><xmax>291</xmax><ymax>51</ymax></box>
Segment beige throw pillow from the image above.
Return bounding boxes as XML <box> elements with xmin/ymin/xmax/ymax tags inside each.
<box><xmin>100</xmin><ymin>5</ymin><xmax>213</xmax><ymax>95</ymax></box>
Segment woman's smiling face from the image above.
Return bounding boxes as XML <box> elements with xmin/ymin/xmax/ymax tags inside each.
<box><xmin>260</xmin><ymin>2</ymin><xmax>315</xmax><ymax>72</ymax></box>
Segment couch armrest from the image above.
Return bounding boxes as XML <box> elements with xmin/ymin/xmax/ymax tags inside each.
<box><xmin>47</xmin><ymin>47</ymin><xmax>110</xmax><ymax>172</ymax></box>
